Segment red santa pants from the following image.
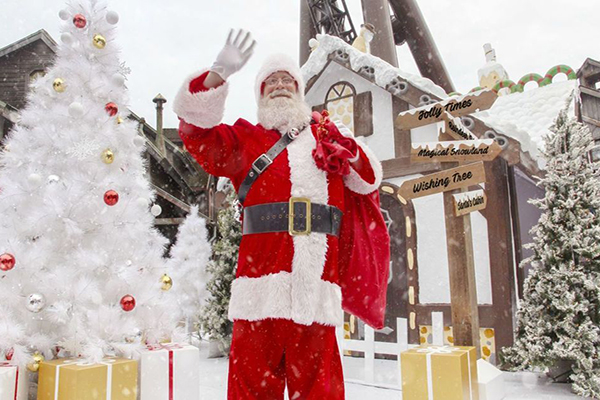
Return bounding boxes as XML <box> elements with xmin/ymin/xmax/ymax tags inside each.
<box><xmin>227</xmin><ymin>318</ymin><xmax>345</xmax><ymax>399</ymax></box>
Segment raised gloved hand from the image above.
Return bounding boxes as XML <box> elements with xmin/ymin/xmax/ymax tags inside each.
<box><xmin>210</xmin><ymin>29</ymin><xmax>256</xmax><ymax>80</ymax></box>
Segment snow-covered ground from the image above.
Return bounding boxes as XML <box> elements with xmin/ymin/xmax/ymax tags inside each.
<box><xmin>196</xmin><ymin>342</ymin><xmax>579</xmax><ymax>399</ymax></box>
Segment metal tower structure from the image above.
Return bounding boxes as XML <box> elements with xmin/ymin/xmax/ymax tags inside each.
<box><xmin>306</xmin><ymin>0</ymin><xmax>357</xmax><ymax>45</ymax></box>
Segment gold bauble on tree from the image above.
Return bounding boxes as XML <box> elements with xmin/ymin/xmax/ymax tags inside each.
<box><xmin>116</xmin><ymin>116</ymin><xmax>124</xmax><ymax>124</ymax></box>
<box><xmin>93</xmin><ymin>34</ymin><xmax>106</xmax><ymax>49</ymax></box>
<box><xmin>27</xmin><ymin>352</ymin><xmax>45</xmax><ymax>372</ymax></box>
<box><xmin>160</xmin><ymin>273</ymin><xmax>173</xmax><ymax>291</ymax></box>
<box><xmin>52</xmin><ymin>78</ymin><xmax>66</xmax><ymax>93</ymax></box>
<box><xmin>101</xmin><ymin>149</ymin><xmax>114</xmax><ymax>164</ymax></box>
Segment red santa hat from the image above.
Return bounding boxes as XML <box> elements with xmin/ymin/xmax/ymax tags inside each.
<box><xmin>255</xmin><ymin>53</ymin><xmax>305</xmax><ymax>103</ymax></box>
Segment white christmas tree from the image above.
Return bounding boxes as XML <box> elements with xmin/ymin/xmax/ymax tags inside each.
<box><xmin>0</xmin><ymin>0</ymin><xmax>185</xmax><ymax>367</ymax></box>
<box><xmin>501</xmin><ymin>108</ymin><xmax>600</xmax><ymax>398</ymax></box>
<box><xmin>199</xmin><ymin>189</ymin><xmax>241</xmax><ymax>351</ymax></box>
<box><xmin>165</xmin><ymin>205</ymin><xmax>212</xmax><ymax>333</ymax></box>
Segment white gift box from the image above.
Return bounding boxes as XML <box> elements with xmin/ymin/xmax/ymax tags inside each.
<box><xmin>0</xmin><ymin>362</ymin><xmax>27</xmax><ymax>400</ymax></box>
<box><xmin>477</xmin><ymin>359</ymin><xmax>505</xmax><ymax>400</ymax></box>
<box><xmin>139</xmin><ymin>343</ymin><xmax>199</xmax><ymax>400</ymax></box>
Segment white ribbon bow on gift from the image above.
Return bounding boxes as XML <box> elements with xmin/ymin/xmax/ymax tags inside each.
<box><xmin>415</xmin><ymin>346</ymin><xmax>473</xmax><ymax>400</ymax></box>
<box><xmin>54</xmin><ymin>358</ymin><xmax>117</xmax><ymax>400</ymax></box>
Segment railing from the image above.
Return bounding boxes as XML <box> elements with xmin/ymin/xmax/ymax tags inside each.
<box><xmin>336</xmin><ymin>312</ymin><xmax>445</xmax><ymax>389</ymax></box>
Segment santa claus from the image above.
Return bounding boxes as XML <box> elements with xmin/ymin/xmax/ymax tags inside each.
<box><xmin>174</xmin><ymin>29</ymin><xmax>389</xmax><ymax>400</ymax></box>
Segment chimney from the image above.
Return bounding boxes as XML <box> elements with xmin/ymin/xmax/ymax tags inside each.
<box><xmin>153</xmin><ymin>93</ymin><xmax>167</xmax><ymax>156</ymax></box>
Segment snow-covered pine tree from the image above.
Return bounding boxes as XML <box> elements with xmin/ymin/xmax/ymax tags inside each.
<box><xmin>165</xmin><ymin>205</ymin><xmax>212</xmax><ymax>333</ymax></box>
<box><xmin>199</xmin><ymin>189</ymin><xmax>241</xmax><ymax>352</ymax></box>
<box><xmin>500</xmin><ymin>108</ymin><xmax>600</xmax><ymax>398</ymax></box>
<box><xmin>0</xmin><ymin>0</ymin><xmax>184</xmax><ymax>366</ymax></box>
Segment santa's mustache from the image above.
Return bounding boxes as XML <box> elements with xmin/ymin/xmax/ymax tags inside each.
<box><xmin>268</xmin><ymin>89</ymin><xmax>293</xmax><ymax>99</ymax></box>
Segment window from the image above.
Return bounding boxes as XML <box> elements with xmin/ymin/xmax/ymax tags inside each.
<box><xmin>321</xmin><ymin>81</ymin><xmax>373</xmax><ymax>137</ymax></box>
<box><xmin>326</xmin><ymin>82</ymin><xmax>355</xmax><ymax>132</ymax></box>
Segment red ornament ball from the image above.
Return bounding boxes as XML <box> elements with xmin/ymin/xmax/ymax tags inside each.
<box><xmin>72</xmin><ymin>14</ymin><xmax>87</xmax><ymax>28</ymax></box>
<box><xmin>105</xmin><ymin>102</ymin><xmax>118</xmax><ymax>117</ymax></box>
<box><xmin>5</xmin><ymin>348</ymin><xmax>14</xmax><ymax>361</ymax></box>
<box><xmin>104</xmin><ymin>190</ymin><xmax>119</xmax><ymax>206</ymax></box>
<box><xmin>0</xmin><ymin>253</ymin><xmax>15</xmax><ymax>271</ymax></box>
<box><xmin>120</xmin><ymin>295</ymin><xmax>136</xmax><ymax>312</ymax></box>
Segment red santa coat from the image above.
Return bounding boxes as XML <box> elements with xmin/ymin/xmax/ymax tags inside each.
<box><xmin>173</xmin><ymin>70</ymin><xmax>383</xmax><ymax>327</ymax></box>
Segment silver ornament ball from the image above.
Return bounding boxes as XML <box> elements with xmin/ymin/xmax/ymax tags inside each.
<box><xmin>60</xmin><ymin>32</ymin><xmax>74</xmax><ymax>45</ymax></box>
<box><xmin>58</xmin><ymin>9</ymin><xmax>70</xmax><ymax>20</ymax></box>
<box><xmin>28</xmin><ymin>173</ymin><xmax>42</xmax><ymax>187</ymax></box>
<box><xmin>111</xmin><ymin>73</ymin><xmax>125</xmax><ymax>87</ymax></box>
<box><xmin>68</xmin><ymin>102</ymin><xmax>84</xmax><ymax>118</ymax></box>
<box><xmin>26</xmin><ymin>293</ymin><xmax>46</xmax><ymax>313</ymax></box>
<box><xmin>150</xmin><ymin>204</ymin><xmax>162</xmax><ymax>217</ymax></box>
<box><xmin>106</xmin><ymin>10</ymin><xmax>120</xmax><ymax>25</ymax></box>
<box><xmin>133</xmin><ymin>136</ymin><xmax>145</xmax><ymax>147</ymax></box>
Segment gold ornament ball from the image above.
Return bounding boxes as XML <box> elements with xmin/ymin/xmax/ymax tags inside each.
<box><xmin>102</xmin><ymin>149</ymin><xmax>114</xmax><ymax>164</ymax></box>
<box><xmin>93</xmin><ymin>34</ymin><xmax>107</xmax><ymax>49</ymax></box>
<box><xmin>53</xmin><ymin>78</ymin><xmax>66</xmax><ymax>93</ymax></box>
<box><xmin>160</xmin><ymin>274</ymin><xmax>173</xmax><ymax>291</ymax></box>
<box><xmin>27</xmin><ymin>352</ymin><xmax>45</xmax><ymax>372</ymax></box>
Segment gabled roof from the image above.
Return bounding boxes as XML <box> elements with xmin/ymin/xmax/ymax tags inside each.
<box><xmin>302</xmin><ymin>34</ymin><xmax>447</xmax><ymax>99</ymax></box>
<box><xmin>0</xmin><ymin>29</ymin><xmax>58</xmax><ymax>59</ymax></box>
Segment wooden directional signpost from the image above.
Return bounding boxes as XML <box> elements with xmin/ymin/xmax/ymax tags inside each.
<box><xmin>396</xmin><ymin>89</ymin><xmax>499</xmax><ymax>355</ymax></box>
<box><xmin>398</xmin><ymin>162</ymin><xmax>486</xmax><ymax>200</ymax></box>
<box><xmin>410</xmin><ymin>140</ymin><xmax>502</xmax><ymax>163</ymax></box>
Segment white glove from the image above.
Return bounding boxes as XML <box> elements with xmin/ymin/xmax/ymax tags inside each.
<box><xmin>210</xmin><ymin>29</ymin><xmax>256</xmax><ymax>80</ymax></box>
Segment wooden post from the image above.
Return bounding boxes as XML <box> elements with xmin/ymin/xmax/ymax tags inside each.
<box><xmin>360</xmin><ymin>0</ymin><xmax>399</xmax><ymax>67</ymax></box>
<box><xmin>438</xmin><ymin>124</ymin><xmax>481</xmax><ymax>356</ymax></box>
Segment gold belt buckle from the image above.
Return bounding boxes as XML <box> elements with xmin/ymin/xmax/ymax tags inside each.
<box><xmin>289</xmin><ymin>197</ymin><xmax>311</xmax><ymax>236</ymax></box>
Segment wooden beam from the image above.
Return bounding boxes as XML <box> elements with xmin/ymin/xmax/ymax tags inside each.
<box><xmin>154</xmin><ymin>218</ymin><xmax>185</xmax><ymax>225</ymax></box>
<box><xmin>484</xmin><ymin>158</ymin><xmax>517</xmax><ymax>353</ymax></box>
<box><xmin>151</xmin><ymin>183</ymin><xmax>191</xmax><ymax>213</ymax></box>
<box><xmin>382</xmin><ymin>157</ymin><xmax>442</xmax><ymax>179</ymax></box>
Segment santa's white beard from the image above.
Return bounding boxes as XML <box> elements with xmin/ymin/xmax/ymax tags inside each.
<box><xmin>257</xmin><ymin>89</ymin><xmax>312</xmax><ymax>134</ymax></box>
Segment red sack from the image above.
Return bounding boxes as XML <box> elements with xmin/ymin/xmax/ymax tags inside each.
<box><xmin>338</xmin><ymin>188</ymin><xmax>390</xmax><ymax>329</ymax></box>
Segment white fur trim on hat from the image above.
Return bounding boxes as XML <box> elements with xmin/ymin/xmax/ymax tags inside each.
<box><xmin>254</xmin><ymin>53</ymin><xmax>305</xmax><ymax>103</ymax></box>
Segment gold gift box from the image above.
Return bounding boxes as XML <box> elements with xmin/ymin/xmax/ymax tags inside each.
<box><xmin>401</xmin><ymin>345</ymin><xmax>479</xmax><ymax>400</ymax></box>
<box><xmin>37</xmin><ymin>357</ymin><xmax>137</xmax><ymax>400</ymax></box>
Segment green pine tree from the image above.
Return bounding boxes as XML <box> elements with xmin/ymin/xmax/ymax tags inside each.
<box><xmin>500</xmin><ymin>108</ymin><xmax>600</xmax><ymax>398</ymax></box>
<box><xmin>199</xmin><ymin>189</ymin><xmax>241</xmax><ymax>351</ymax></box>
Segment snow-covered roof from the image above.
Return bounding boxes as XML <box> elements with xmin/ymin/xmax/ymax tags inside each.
<box><xmin>302</xmin><ymin>34</ymin><xmax>447</xmax><ymax>99</ymax></box>
<box><xmin>301</xmin><ymin>34</ymin><xmax>576</xmax><ymax>170</ymax></box>
<box><xmin>475</xmin><ymin>80</ymin><xmax>576</xmax><ymax>162</ymax></box>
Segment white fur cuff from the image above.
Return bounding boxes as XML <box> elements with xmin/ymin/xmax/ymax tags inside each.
<box><xmin>343</xmin><ymin>141</ymin><xmax>383</xmax><ymax>194</ymax></box>
<box><xmin>228</xmin><ymin>272</ymin><xmax>343</xmax><ymax>327</ymax></box>
<box><xmin>172</xmin><ymin>68</ymin><xmax>229</xmax><ymax>129</ymax></box>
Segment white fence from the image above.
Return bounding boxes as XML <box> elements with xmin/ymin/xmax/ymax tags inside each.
<box><xmin>336</xmin><ymin>312</ymin><xmax>445</xmax><ymax>389</ymax></box>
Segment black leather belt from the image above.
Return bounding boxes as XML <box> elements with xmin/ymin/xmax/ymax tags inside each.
<box><xmin>242</xmin><ymin>198</ymin><xmax>343</xmax><ymax>236</ymax></box>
